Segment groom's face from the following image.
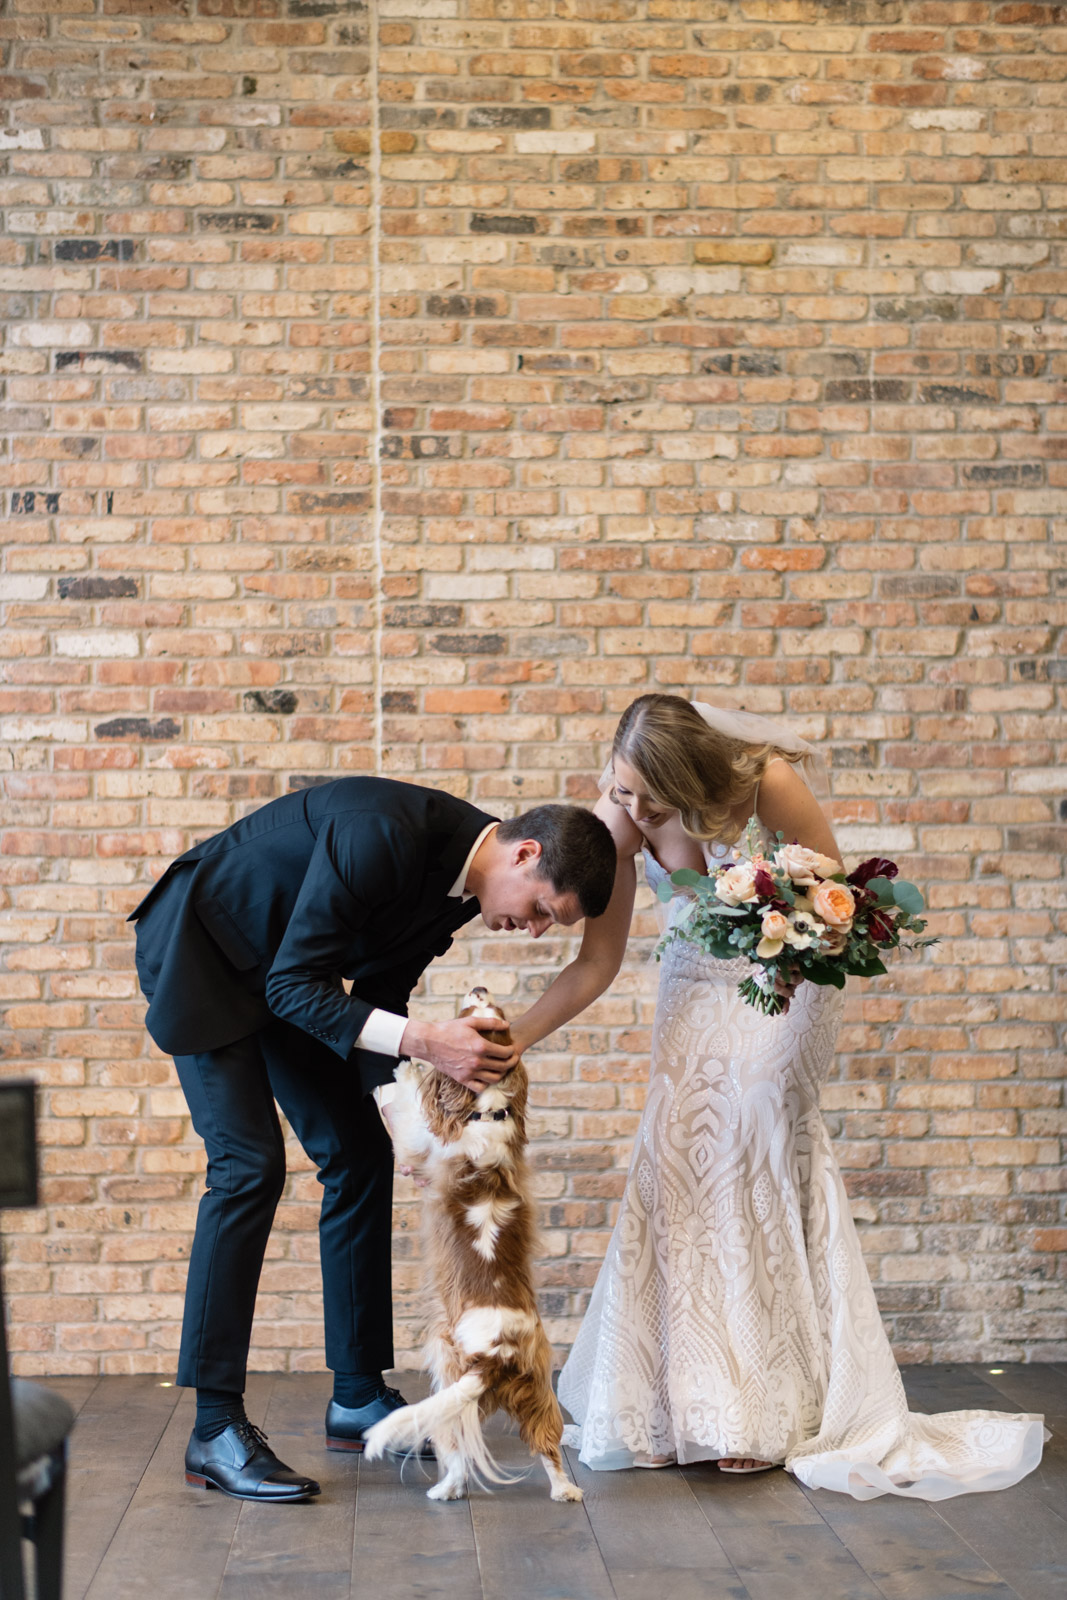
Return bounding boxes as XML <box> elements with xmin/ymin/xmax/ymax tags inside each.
<box><xmin>478</xmin><ymin>845</ymin><xmax>583</xmax><ymax>939</ymax></box>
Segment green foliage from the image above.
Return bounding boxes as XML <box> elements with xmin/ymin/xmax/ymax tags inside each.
<box><xmin>891</xmin><ymin>879</ymin><xmax>925</xmax><ymax>915</ymax></box>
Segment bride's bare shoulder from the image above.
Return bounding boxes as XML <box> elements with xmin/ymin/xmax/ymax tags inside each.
<box><xmin>593</xmin><ymin>789</ymin><xmax>643</xmax><ymax>859</ymax></box>
<box><xmin>756</xmin><ymin>758</ymin><xmax>840</xmax><ymax>862</ymax></box>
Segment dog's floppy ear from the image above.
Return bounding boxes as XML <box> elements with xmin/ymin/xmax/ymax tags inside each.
<box><xmin>498</xmin><ymin>1063</ymin><xmax>528</xmax><ymax>1140</ymax></box>
<box><xmin>420</xmin><ymin>1068</ymin><xmax>475</xmax><ymax>1143</ymax></box>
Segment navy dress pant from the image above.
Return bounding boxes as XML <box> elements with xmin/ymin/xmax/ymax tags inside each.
<box><xmin>173</xmin><ymin>1018</ymin><xmax>393</xmax><ymax>1392</ymax></box>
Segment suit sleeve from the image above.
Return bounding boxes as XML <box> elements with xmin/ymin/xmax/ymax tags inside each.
<box><xmin>264</xmin><ymin>812</ymin><xmax>418</xmax><ymax>1063</ymax></box>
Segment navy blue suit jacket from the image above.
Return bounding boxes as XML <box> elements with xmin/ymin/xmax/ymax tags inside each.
<box><xmin>129</xmin><ymin>778</ymin><xmax>493</xmax><ymax>1093</ymax></box>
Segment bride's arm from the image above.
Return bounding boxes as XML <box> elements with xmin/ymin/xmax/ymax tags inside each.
<box><xmin>509</xmin><ymin>792</ymin><xmax>639</xmax><ymax>1056</ymax></box>
<box><xmin>755</xmin><ymin>759</ymin><xmax>842</xmax><ymax>864</ymax></box>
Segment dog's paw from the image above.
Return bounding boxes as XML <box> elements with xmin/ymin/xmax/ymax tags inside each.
<box><xmin>550</xmin><ymin>1481</ymin><xmax>584</xmax><ymax>1503</ymax></box>
<box><xmin>361</xmin><ymin>1422</ymin><xmax>387</xmax><ymax>1462</ymax></box>
<box><xmin>427</xmin><ymin>1480</ymin><xmax>467</xmax><ymax>1502</ymax></box>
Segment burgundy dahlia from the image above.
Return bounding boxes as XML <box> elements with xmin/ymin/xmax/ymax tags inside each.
<box><xmin>847</xmin><ymin>857</ymin><xmax>900</xmax><ymax>888</ymax></box>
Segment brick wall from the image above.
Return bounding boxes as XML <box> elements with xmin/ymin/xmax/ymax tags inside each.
<box><xmin>2</xmin><ymin>0</ymin><xmax>1064</xmax><ymax>1377</ymax></box>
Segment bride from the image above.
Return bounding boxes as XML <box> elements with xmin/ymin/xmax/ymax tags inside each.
<box><xmin>540</xmin><ymin>694</ymin><xmax>1045</xmax><ymax>1499</ymax></box>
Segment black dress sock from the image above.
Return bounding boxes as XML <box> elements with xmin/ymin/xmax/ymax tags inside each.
<box><xmin>332</xmin><ymin>1371</ymin><xmax>384</xmax><ymax>1409</ymax></box>
<box><xmin>195</xmin><ymin>1387</ymin><xmax>247</xmax><ymax>1441</ymax></box>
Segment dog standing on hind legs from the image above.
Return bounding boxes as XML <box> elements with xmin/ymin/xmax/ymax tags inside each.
<box><xmin>365</xmin><ymin>987</ymin><xmax>582</xmax><ymax>1505</ymax></box>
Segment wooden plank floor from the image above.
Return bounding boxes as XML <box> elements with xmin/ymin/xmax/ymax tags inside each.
<box><xmin>44</xmin><ymin>1365</ymin><xmax>1065</xmax><ymax>1600</ymax></box>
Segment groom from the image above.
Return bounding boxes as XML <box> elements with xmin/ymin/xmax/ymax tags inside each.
<box><xmin>130</xmin><ymin>776</ymin><xmax>616</xmax><ymax>1503</ymax></box>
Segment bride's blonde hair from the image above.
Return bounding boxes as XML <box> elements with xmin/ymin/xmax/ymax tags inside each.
<box><xmin>611</xmin><ymin>694</ymin><xmax>805</xmax><ymax>845</ymax></box>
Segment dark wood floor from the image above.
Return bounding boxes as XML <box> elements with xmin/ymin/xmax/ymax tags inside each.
<box><xmin>44</xmin><ymin>1364</ymin><xmax>1066</xmax><ymax>1600</ymax></box>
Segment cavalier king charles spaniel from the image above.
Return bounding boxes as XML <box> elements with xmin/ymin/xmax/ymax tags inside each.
<box><xmin>364</xmin><ymin>986</ymin><xmax>582</xmax><ymax>1504</ymax></box>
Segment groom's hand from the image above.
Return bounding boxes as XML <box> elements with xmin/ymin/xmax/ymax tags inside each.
<box><xmin>399</xmin><ymin>1016</ymin><xmax>518</xmax><ymax>1090</ymax></box>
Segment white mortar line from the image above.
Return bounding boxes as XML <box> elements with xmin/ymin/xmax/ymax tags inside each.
<box><xmin>368</xmin><ymin>0</ymin><xmax>384</xmax><ymax>774</ymax></box>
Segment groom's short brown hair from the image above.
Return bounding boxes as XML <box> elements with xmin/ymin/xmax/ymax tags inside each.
<box><xmin>497</xmin><ymin>806</ymin><xmax>615</xmax><ymax>921</ymax></box>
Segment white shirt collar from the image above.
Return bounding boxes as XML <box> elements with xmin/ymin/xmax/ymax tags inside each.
<box><xmin>449</xmin><ymin>822</ymin><xmax>497</xmax><ymax>900</ymax></box>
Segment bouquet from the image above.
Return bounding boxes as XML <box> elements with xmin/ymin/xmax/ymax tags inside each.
<box><xmin>656</xmin><ymin>818</ymin><xmax>936</xmax><ymax>1015</ymax></box>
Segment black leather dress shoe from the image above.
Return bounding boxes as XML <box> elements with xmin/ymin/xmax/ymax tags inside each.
<box><xmin>325</xmin><ymin>1388</ymin><xmax>434</xmax><ymax>1459</ymax></box>
<box><xmin>185</xmin><ymin>1420</ymin><xmax>321</xmax><ymax>1502</ymax></box>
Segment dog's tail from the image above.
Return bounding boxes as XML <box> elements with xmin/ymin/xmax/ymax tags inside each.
<box><xmin>364</xmin><ymin>1372</ymin><xmax>514</xmax><ymax>1485</ymax></box>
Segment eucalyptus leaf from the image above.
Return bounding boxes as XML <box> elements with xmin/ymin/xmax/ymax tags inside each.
<box><xmin>656</xmin><ymin>880</ymin><xmax>676</xmax><ymax>903</ymax></box>
<box><xmin>891</xmin><ymin>880</ymin><xmax>925</xmax><ymax>915</ymax></box>
<box><xmin>865</xmin><ymin>876</ymin><xmax>897</xmax><ymax>907</ymax></box>
<box><xmin>670</xmin><ymin>867</ymin><xmax>704</xmax><ymax>888</ymax></box>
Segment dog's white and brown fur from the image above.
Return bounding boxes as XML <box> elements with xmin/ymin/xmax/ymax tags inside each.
<box><xmin>364</xmin><ymin>987</ymin><xmax>582</xmax><ymax>1504</ymax></box>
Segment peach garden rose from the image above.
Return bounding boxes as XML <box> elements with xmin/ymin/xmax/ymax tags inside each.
<box><xmin>755</xmin><ymin>909</ymin><xmax>790</xmax><ymax>959</ymax></box>
<box><xmin>812</xmin><ymin>880</ymin><xmax>856</xmax><ymax>930</ymax></box>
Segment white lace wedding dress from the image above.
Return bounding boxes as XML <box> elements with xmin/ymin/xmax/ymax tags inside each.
<box><xmin>559</xmin><ymin>825</ymin><xmax>1046</xmax><ymax>1500</ymax></box>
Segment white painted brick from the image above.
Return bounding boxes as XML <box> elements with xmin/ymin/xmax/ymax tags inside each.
<box><xmin>10</xmin><ymin>321</ymin><xmax>93</xmax><ymax>347</ymax></box>
<box><xmin>923</xmin><ymin>270</ymin><xmax>1001</xmax><ymax>294</ymax></box>
<box><xmin>514</xmin><ymin>132</ymin><xmax>596</xmax><ymax>154</ymax></box>
<box><xmin>54</xmin><ymin>632</ymin><xmax>139</xmax><ymax>658</ymax></box>
<box><xmin>1</xmin><ymin>718</ymin><xmax>89</xmax><ymax>741</ymax></box>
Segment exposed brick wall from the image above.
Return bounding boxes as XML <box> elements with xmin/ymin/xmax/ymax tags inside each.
<box><xmin>2</xmin><ymin>0</ymin><xmax>1064</xmax><ymax>1377</ymax></box>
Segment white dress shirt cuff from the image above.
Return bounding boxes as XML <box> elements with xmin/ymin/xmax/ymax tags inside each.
<box><xmin>355</xmin><ymin>1008</ymin><xmax>408</xmax><ymax>1059</ymax></box>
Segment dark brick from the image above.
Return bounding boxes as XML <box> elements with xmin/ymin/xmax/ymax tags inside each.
<box><xmin>287</xmin><ymin>491</ymin><xmax>369</xmax><ymax>513</ymax></box>
<box><xmin>702</xmin><ymin>352</ymin><xmax>781</xmax><ymax>376</ymax></box>
<box><xmin>824</xmin><ymin>379</ymin><xmax>909</xmax><ymax>403</ymax></box>
<box><xmin>920</xmin><ymin>384</ymin><xmax>999</xmax><ymax>405</ymax></box>
<box><xmin>1005</xmin><ymin>827</ymin><xmax>1067</xmax><ymax>852</ymax></box>
<box><xmin>830</xmin><ymin>742</ymin><xmax>880</xmax><ymax>768</ymax></box>
<box><xmin>467</xmin><ymin>106</ymin><xmax>551</xmax><ymax>128</ymax></box>
<box><xmin>425</xmin><ymin>294</ymin><xmax>506</xmax><ymax>318</ymax></box>
<box><xmin>381</xmin><ymin>690</ymin><xmax>416</xmax><ymax>713</ymax></box>
<box><xmin>873</xmin><ymin>1286</ymin><xmax>940</xmax><ymax>1312</ymax></box>
<box><xmin>424</xmin><ymin>77</ymin><xmax>512</xmax><ymax>105</ymax></box>
<box><xmin>881</xmin><ymin>576</ymin><xmax>958</xmax><ymax>599</ymax></box>
<box><xmin>385</xmin><ymin>605</ymin><xmax>462</xmax><ymax>628</ymax></box>
<box><xmin>962</xmin><ymin>463</ymin><xmax>1043</xmax><ymax>485</ymax></box>
<box><xmin>470</xmin><ymin>213</ymin><xmax>539</xmax><ymax>235</ymax></box>
<box><xmin>11</xmin><ymin>491</ymin><xmax>60</xmax><ymax>514</ymax></box>
<box><xmin>287</xmin><ymin>774</ymin><xmax>336</xmax><ymax>790</ymax></box>
<box><xmin>54</xmin><ymin>239</ymin><xmax>135</xmax><ymax>262</ymax></box>
<box><xmin>289</xmin><ymin>377</ymin><xmax>368</xmax><ymax>399</ymax></box>
<box><xmin>844</xmin><ymin>1171</ymin><xmax>926</xmax><ymax>1196</ymax></box>
<box><xmin>243</xmin><ymin>690</ymin><xmax>298</xmax><ymax>714</ymax></box>
<box><xmin>379</xmin><ymin>435</ymin><xmax>460</xmax><ymax>460</ymax></box>
<box><xmin>536</xmin><ymin>1291</ymin><xmax>569</xmax><ymax>1317</ymax></box>
<box><xmin>286</xmin><ymin>0</ymin><xmax>367</xmax><ymax>15</ymax></box>
<box><xmin>970</xmin><ymin>352</ymin><xmax>1046</xmax><ymax>378</ymax></box>
<box><xmin>562</xmin><ymin>378</ymin><xmax>641</xmax><ymax>404</ymax></box>
<box><xmin>875</xmin><ymin>298</ymin><xmax>958</xmax><ymax>323</ymax></box>
<box><xmin>429</xmin><ymin>633</ymin><xmax>506</xmax><ymax>656</ymax></box>
<box><xmin>512</xmin><ymin>631</ymin><xmax>590</xmax><ymax>658</ymax></box>
<box><xmin>58</xmin><ymin>576</ymin><xmax>139</xmax><ymax>600</ymax></box>
<box><xmin>55</xmin><ymin>351</ymin><xmax>142</xmax><ymax>371</ymax></box>
<box><xmin>94</xmin><ymin>718</ymin><xmax>180</xmax><ymax>741</ymax></box>
<box><xmin>198</xmin><ymin>213</ymin><xmax>279</xmax><ymax>232</ymax></box>
<box><xmin>380</xmin><ymin>106</ymin><xmax>458</xmax><ymax>128</ymax></box>
<box><xmin>520</xmin><ymin>353</ymin><xmax>597</xmax><ymax>374</ymax></box>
